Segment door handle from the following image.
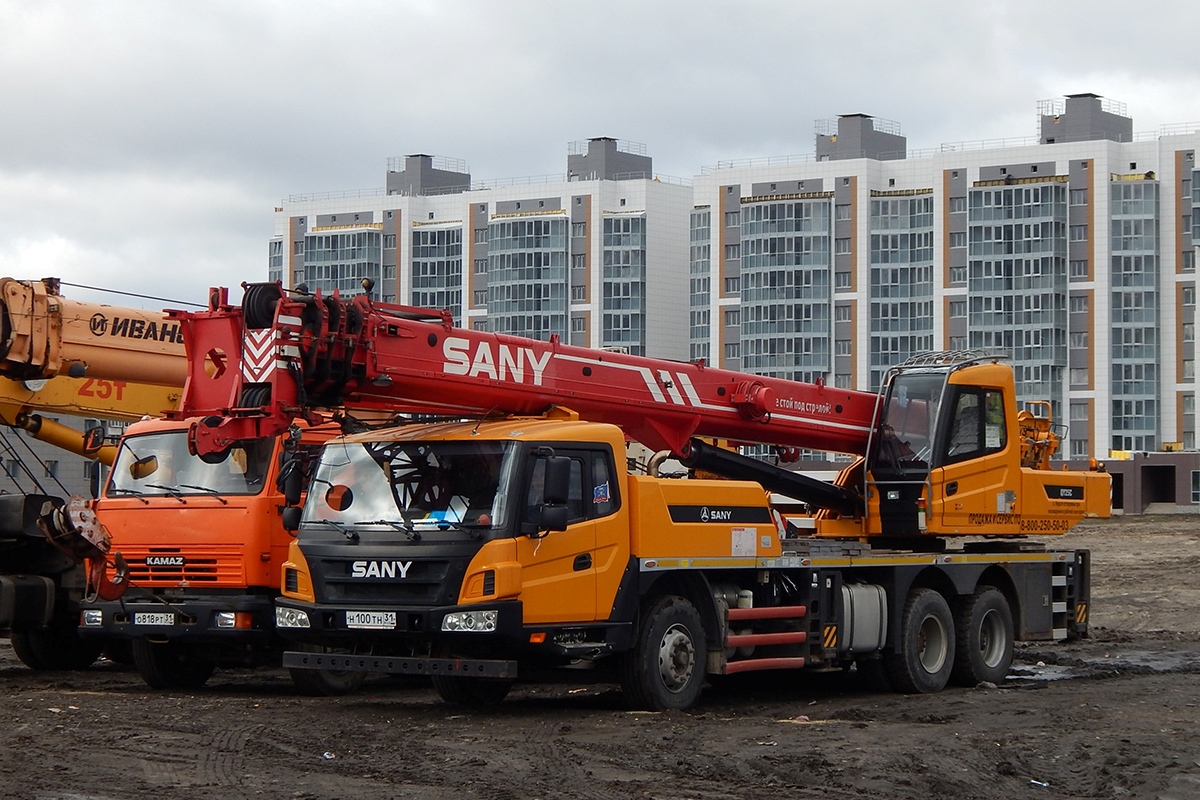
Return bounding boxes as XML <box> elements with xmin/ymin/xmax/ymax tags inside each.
<box><xmin>945</xmin><ymin>481</ymin><xmax>958</xmax><ymax>496</ymax></box>
<box><xmin>573</xmin><ymin>553</ymin><xmax>592</xmax><ymax>571</ymax></box>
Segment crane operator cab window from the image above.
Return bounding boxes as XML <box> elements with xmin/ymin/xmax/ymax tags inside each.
<box><xmin>942</xmin><ymin>388</ymin><xmax>1007</xmax><ymax>465</ymax></box>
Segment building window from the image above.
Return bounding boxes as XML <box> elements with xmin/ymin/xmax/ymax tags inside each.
<box><xmin>1070</xmin><ymin>331</ymin><xmax>1089</xmax><ymax>349</ymax></box>
<box><xmin>1070</xmin><ymin>367</ymin><xmax>1089</xmax><ymax>385</ymax></box>
<box><xmin>835</xmin><ymin>204</ymin><xmax>851</xmax><ymax>221</ymax></box>
<box><xmin>724</xmin><ymin>243</ymin><xmax>741</xmax><ymax>260</ymax></box>
<box><xmin>473</xmin><ymin>290</ymin><xmax>487</xmax><ymax>305</ymax></box>
<box><xmin>835</xmin><ymin>238</ymin><xmax>851</xmax><ymax>255</ymax></box>
<box><xmin>571</xmin><ymin>254</ymin><xmax>585</xmax><ymax>270</ymax></box>
<box><xmin>1070</xmin><ymin>260</ymin><xmax>1089</xmax><ymax>279</ymax></box>
<box><xmin>4</xmin><ymin>459</ymin><xmax>18</xmax><ymax>478</ymax></box>
<box><xmin>571</xmin><ymin>285</ymin><xmax>587</xmax><ymax>302</ymax></box>
<box><xmin>1185</xmin><ymin>286</ymin><xmax>1196</xmax><ymax>306</ymax></box>
<box><xmin>1185</xmin><ymin>323</ymin><xmax>1195</xmax><ymax>343</ymax></box>
<box><xmin>1185</xmin><ymin>360</ymin><xmax>1196</xmax><ymax>380</ymax></box>
<box><xmin>571</xmin><ymin>317</ymin><xmax>586</xmax><ymax>333</ymax></box>
<box><xmin>1070</xmin><ymin>439</ymin><xmax>1090</xmax><ymax>458</ymax></box>
<box><xmin>948</xmin><ymin>197</ymin><xmax>966</xmax><ymax>213</ymax></box>
<box><xmin>835</xmin><ymin>305</ymin><xmax>851</xmax><ymax>322</ymax></box>
<box><xmin>1070</xmin><ymin>225</ymin><xmax>1088</xmax><ymax>242</ymax></box>
<box><xmin>949</xmin><ymin>301</ymin><xmax>966</xmax><ymax>317</ymax></box>
<box><xmin>383</xmin><ymin>235</ymin><xmax>397</xmax><ymax>249</ymax></box>
<box><xmin>724</xmin><ymin>342</ymin><xmax>741</xmax><ymax>359</ymax></box>
<box><xmin>724</xmin><ymin>211</ymin><xmax>740</xmax><ymax>228</ymax></box>
<box><xmin>474</xmin><ymin>259</ymin><xmax>488</xmax><ymax>274</ymax></box>
<box><xmin>43</xmin><ymin>460</ymin><xmax>58</xmax><ymax>478</ymax></box>
<box><xmin>835</xmin><ymin>272</ymin><xmax>851</xmax><ymax>289</ymax></box>
<box><xmin>1069</xmin><ymin>188</ymin><xmax>1088</xmax><ymax>205</ymax></box>
<box><xmin>949</xmin><ymin>232</ymin><xmax>966</xmax><ymax>249</ymax></box>
<box><xmin>949</xmin><ymin>266</ymin><xmax>967</xmax><ymax>285</ymax></box>
<box><xmin>571</xmin><ymin>222</ymin><xmax>586</xmax><ymax>238</ymax></box>
<box><xmin>1183</xmin><ymin>251</ymin><xmax>1196</xmax><ymax>273</ymax></box>
<box><xmin>474</xmin><ymin>228</ymin><xmax>488</xmax><ymax>244</ymax></box>
<box><xmin>949</xmin><ymin>336</ymin><xmax>967</xmax><ymax>350</ymax></box>
<box><xmin>293</xmin><ymin>241</ymin><xmax>304</xmax><ymax>255</ymax></box>
<box><xmin>1069</xmin><ymin>295</ymin><xmax>1089</xmax><ymax>313</ymax></box>
<box><xmin>835</xmin><ymin>339</ymin><xmax>852</xmax><ymax>356</ymax></box>
<box><xmin>724</xmin><ymin>309</ymin><xmax>740</xmax><ymax>326</ymax></box>
<box><xmin>834</xmin><ymin>373</ymin><xmax>851</xmax><ymax>388</ymax></box>
<box><xmin>1184</xmin><ymin>393</ymin><xmax>1195</xmax><ymax>414</ymax></box>
<box><xmin>724</xmin><ymin>277</ymin><xmax>741</xmax><ymax>294</ymax></box>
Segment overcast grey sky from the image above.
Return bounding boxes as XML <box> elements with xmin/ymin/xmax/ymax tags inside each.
<box><xmin>2</xmin><ymin>0</ymin><xmax>1197</xmax><ymax>309</ymax></box>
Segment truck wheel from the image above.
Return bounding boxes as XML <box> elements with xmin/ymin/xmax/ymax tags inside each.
<box><xmin>131</xmin><ymin>639</ymin><xmax>216</xmax><ymax>690</ymax></box>
<box><xmin>619</xmin><ymin>595</ymin><xmax>706</xmax><ymax>711</ymax></box>
<box><xmin>885</xmin><ymin>588</ymin><xmax>955</xmax><ymax>694</ymax></box>
<box><xmin>432</xmin><ymin>674</ymin><xmax>513</xmax><ymax>706</ymax></box>
<box><xmin>10</xmin><ymin>627</ymin><xmax>104</xmax><ymax>671</ymax></box>
<box><xmin>288</xmin><ymin>644</ymin><xmax>367</xmax><ymax>697</ymax></box>
<box><xmin>951</xmin><ymin>586</ymin><xmax>1014</xmax><ymax>686</ymax></box>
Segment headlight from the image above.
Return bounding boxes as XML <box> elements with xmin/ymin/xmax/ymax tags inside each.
<box><xmin>81</xmin><ymin>609</ymin><xmax>103</xmax><ymax>627</ymax></box>
<box><xmin>275</xmin><ymin>606</ymin><xmax>311</xmax><ymax>628</ymax></box>
<box><xmin>441</xmin><ymin>609</ymin><xmax>498</xmax><ymax>632</ymax></box>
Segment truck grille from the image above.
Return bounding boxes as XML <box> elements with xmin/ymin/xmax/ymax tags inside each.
<box><xmin>319</xmin><ymin>558</ymin><xmax>459</xmax><ymax>606</ymax></box>
<box><xmin>122</xmin><ymin>546</ymin><xmax>246</xmax><ymax>586</ymax></box>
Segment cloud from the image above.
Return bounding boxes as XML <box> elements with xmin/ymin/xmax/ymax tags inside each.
<box><xmin>1</xmin><ymin>0</ymin><xmax>1199</xmax><ymax>312</ymax></box>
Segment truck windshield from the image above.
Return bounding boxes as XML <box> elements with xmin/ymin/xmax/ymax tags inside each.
<box><xmin>303</xmin><ymin>440</ymin><xmax>516</xmax><ymax>533</ymax></box>
<box><xmin>107</xmin><ymin>432</ymin><xmax>275</xmax><ymax>497</ymax></box>
<box><xmin>875</xmin><ymin>372</ymin><xmax>946</xmax><ymax>474</ymax></box>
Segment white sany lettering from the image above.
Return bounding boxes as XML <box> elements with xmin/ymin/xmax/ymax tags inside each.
<box><xmin>525</xmin><ymin>348</ymin><xmax>551</xmax><ymax>386</ymax></box>
<box><xmin>498</xmin><ymin>345</ymin><xmax>523</xmax><ymax>383</ymax></box>
<box><xmin>443</xmin><ymin>337</ymin><xmax>471</xmax><ymax>376</ymax></box>
<box><xmin>469</xmin><ymin>342</ymin><xmax>498</xmax><ymax>380</ymax></box>
<box><xmin>351</xmin><ymin>560</ymin><xmax>413</xmax><ymax>579</ymax></box>
<box><xmin>444</xmin><ymin>337</ymin><xmax>552</xmax><ymax>386</ymax></box>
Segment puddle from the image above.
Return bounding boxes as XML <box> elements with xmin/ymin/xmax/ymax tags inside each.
<box><xmin>1011</xmin><ymin>645</ymin><xmax>1200</xmax><ymax>683</ymax></box>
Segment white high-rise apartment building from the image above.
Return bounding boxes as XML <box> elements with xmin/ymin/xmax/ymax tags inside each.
<box><xmin>269</xmin><ymin>96</ymin><xmax>1200</xmax><ymax>511</ymax></box>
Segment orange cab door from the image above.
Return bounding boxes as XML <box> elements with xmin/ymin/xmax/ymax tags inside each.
<box><xmin>931</xmin><ymin>386</ymin><xmax>1021</xmax><ymax>536</ymax></box>
<box><xmin>513</xmin><ymin>453</ymin><xmax>598</xmax><ymax>623</ymax></box>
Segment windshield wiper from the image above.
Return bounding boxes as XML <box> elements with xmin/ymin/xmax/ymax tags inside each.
<box><xmin>179</xmin><ymin>484</ymin><xmax>229</xmax><ymax>505</ymax></box>
<box><xmin>357</xmin><ymin>519</ymin><xmax>421</xmax><ymax>542</ymax></box>
<box><xmin>145</xmin><ymin>484</ymin><xmax>187</xmax><ymax>503</ymax></box>
<box><xmin>313</xmin><ymin>519</ymin><xmax>359</xmax><ymax>542</ymax></box>
<box><xmin>107</xmin><ymin>488</ymin><xmax>149</xmax><ymax>505</ymax></box>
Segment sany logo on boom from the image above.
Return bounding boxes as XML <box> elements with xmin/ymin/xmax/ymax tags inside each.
<box><xmin>443</xmin><ymin>337</ymin><xmax>553</xmax><ymax>385</ymax></box>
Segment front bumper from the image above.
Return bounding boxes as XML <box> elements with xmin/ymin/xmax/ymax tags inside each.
<box><xmin>79</xmin><ymin>593</ymin><xmax>275</xmax><ymax>645</ymax></box>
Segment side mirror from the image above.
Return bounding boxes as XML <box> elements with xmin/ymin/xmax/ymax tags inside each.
<box><xmin>537</xmin><ymin>504</ymin><xmax>569</xmax><ymax>533</ymax></box>
<box><xmin>282</xmin><ymin>462</ymin><xmax>303</xmax><ymax>507</ymax></box>
<box><xmin>130</xmin><ymin>455</ymin><xmax>158</xmax><ymax>480</ymax></box>
<box><xmin>281</xmin><ymin>505</ymin><xmax>302</xmax><ymax>532</ymax></box>
<box><xmin>542</xmin><ymin>456</ymin><xmax>572</xmax><ymax>505</ymax></box>
<box><xmin>325</xmin><ymin>484</ymin><xmax>354</xmax><ymax>511</ymax></box>
<box><xmin>82</xmin><ymin>426</ymin><xmax>105</xmax><ymax>456</ymax></box>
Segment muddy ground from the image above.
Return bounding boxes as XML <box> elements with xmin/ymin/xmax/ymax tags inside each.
<box><xmin>4</xmin><ymin>516</ymin><xmax>1200</xmax><ymax>800</ymax></box>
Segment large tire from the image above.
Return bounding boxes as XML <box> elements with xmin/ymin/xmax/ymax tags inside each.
<box><xmin>951</xmin><ymin>586</ymin><xmax>1014</xmax><ymax>686</ymax></box>
<box><xmin>131</xmin><ymin>639</ymin><xmax>216</xmax><ymax>690</ymax></box>
<box><xmin>885</xmin><ymin>588</ymin><xmax>955</xmax><ymax>694</ymax></box>
<box><xmin>432</xmin><ymin>674</ymin><xmax>513</xmax><ymax>706</ymax></box>
<box><xmin>288</xmin><ymin>643</ymin><xmax>367</xmax><ymax>697</ymax></box>
<box><xmin>619</xmin><ymin>595</ymin><xmax>706</xmax><ymax>711</ymax></box>
<box><xmin>10</xmin><ymin>626</ymin><xmax>104</xmax><ymax>671</ymax></box>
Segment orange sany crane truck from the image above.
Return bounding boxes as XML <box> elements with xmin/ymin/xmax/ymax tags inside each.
<box><xmin>157</xmin><ymin>282</ymin><xmax>1109</xmax><ymax>709</ymax></box>
<box><xmin>0</xmin><ymin>278</ymin><xmax>351</xmax><ymax>693</ymax></box>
